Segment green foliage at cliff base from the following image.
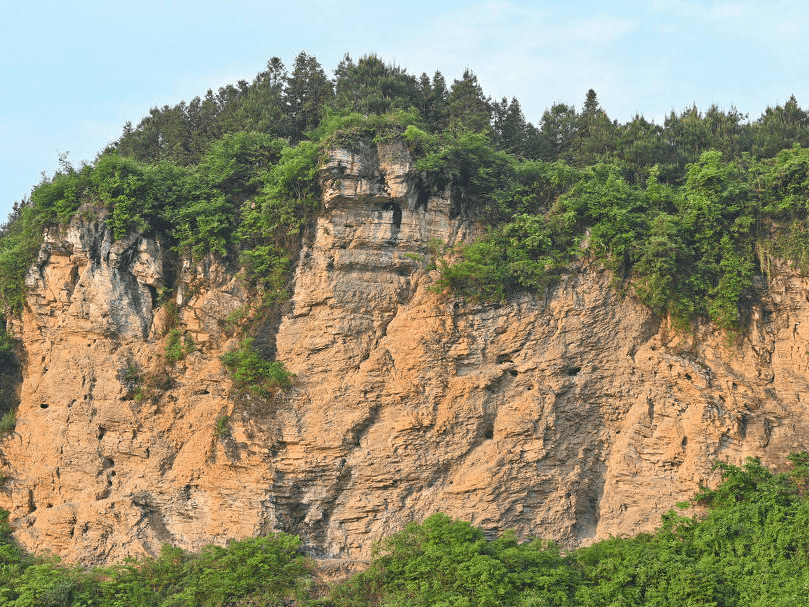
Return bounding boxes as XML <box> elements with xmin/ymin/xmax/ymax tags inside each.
<box><xmin>2</xmin><ymin>455</ymin><xmax>809</xmax><ymax>605</ymax></box>
<box><xmin>323</xmin><ymin>453</ymin><xmax>809</xmax><ymax>606</ymax></box>
<box><xmin>0</xmin><ymin>514</ymin><xmax>313</xmax><ymax>607</ymax></box>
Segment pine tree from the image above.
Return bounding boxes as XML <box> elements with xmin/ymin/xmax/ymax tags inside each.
<box><xmin>284</xmin><ymin>51</ymin><xmax>333</xmax><ymax>136</ymax></box>
<box><xmin>492</xmin><ymin>97</ymin><xmax>529</xmax><ymax>154</ymax></box>
<box><xmin>426</xmin><ymin>71</ymin><xmax>449</xmax><ymax>132</ymax></box>
<box><xmin>753</xmin><ymin>95</ymin><xmax>809</xmax><ymax>157</ymax></box>
<box><xmin>448</xmin><ymin>69</ymin><xmax>491</xmax><ymax>132</ymax></box>
<box><xmin>538</xmin><ymin>102</ymin><xmax>577</xmax><ymax>160</ymax></box>
<box><xmin>333</xmin><ymin>54</ymin><xmax>420</xmax><ymax>116</ymax></box>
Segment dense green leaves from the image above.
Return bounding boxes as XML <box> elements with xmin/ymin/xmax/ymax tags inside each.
<box><xmin>220</xmin><ymin>338</ymin><xmax>293</xmax><ymax>396</ymax></box>
<box><xmin>0</xmin><ymin>525</ymin><xmax>313</xmax><ymax>606</ymax></box>
<box><xmin>333</xmin><ymin>54</ymin><xmax>421</xmax><ymax>117</ymax></box>
<box><xmin>325</xmin><ymin>513</ymin><xmax>577</xmax><ymax>607</ymax></box>
<box><xmin>432</xmin><ymin>147</ymin><xmax>809</xmax><ymax>330</ymax></box>
<box><xmin>0</xmin><ymin>128</ymin><xmax>312</xmax><ymax>316</ymax></box>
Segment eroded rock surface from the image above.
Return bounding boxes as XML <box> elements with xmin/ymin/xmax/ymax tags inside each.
<box><xmin>2</xmin><ymin>140</ymin><xmax>809</xmax><ymax>564</ymax></box>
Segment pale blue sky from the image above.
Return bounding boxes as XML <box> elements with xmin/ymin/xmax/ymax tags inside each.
<box><xmin>2</xmin><ymin>0</ymin><xmax>807</xmax><ymax>222</ymax></box>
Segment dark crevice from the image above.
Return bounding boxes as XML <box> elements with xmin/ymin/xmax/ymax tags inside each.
<box><xmin>762</xmin><ymin>418</ymin><xmax>773</xmax><ymax>447</ymax></box>
<box><xmin>573</xmin><ymin>458</ymin><xmax>607</xmax><ymax>544</ymax></box>
<box><xmin>146</xmin><ymin>284</ymin><xmax>158</xmax><ymax>308</ymax></box>
<box><xmin>0</xmin><ymin>325</ymin><xmax>22</xmax><ymax>425</ymax></box>
<box><xmin>414</xmin><ymin>176</ymin><xmax>430</xmax><ymax>211</ymax></box>
<box><xmin>449</xmin><ymin>184</ymin><xmax>463</xmax><ymax>219</ymax></box>
<box><xmin>248</xmin><ymin>216</ymin><xmax>312</xmax><ymax>364</ymax></box>
<box><xmin>480</xmin><ymin>415</ymin><xmax>495</xmax><ymax>441</ymax></box>
<box><xmin>382</xmin><ymin>201</ymin><xmax>402</xmax><ymax>230</ymax></box>
<box><xmin>393</xmin><ymin>203</ymin><xmax>402</xmax><ymax>229</ymax></box>
<box><xmin>132</xmin><ymin>491</ymin><xmax>174</xmax><ymax>546</ymax></box>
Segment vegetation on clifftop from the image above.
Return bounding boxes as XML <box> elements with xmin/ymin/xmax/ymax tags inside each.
<box><xmin>427</xmin><ymin>146</ymin><xmax>809</xmax><ymax>330</ymax></box>
<box><xmin>4</xmin><ymin>53</ymin><xmax>809</xmax><ymax>333</ymax></box>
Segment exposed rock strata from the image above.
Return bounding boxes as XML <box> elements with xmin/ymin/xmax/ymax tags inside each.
<box><xmin>2</xmin><ymin>140</ymin><xmax>809</xmax><ymax>564</ymax></box>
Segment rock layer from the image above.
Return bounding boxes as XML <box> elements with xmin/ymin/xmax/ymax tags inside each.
<box><xmin>2</xmin><ymin>140</ymin><xmax>809</xmax><ymax>564</ymax></box>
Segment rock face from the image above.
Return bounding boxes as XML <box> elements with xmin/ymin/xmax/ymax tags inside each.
<box><xmin>2</xmin><ymin>139</ymin><xmax>809</xmax><ymax>564</ymax></box>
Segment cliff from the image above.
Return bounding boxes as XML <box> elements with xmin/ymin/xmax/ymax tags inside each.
<box><xmin>2</xmin><ymin>140</ymin><xmax>809</xmax><ymax>565</ymax></box>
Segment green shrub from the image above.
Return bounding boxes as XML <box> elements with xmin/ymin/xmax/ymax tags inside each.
<box><xmin>164</xmin><ymin>329</ymin><xmax>183</xmax><ymax>363</ymax></box>
<box><xmin>326</xmin><ymin>513</ymin><xmax>577</xmax><ymax>607</ymax></box>
<box><xmin>221</xmin><ymin>338</ymin><xmax>293</xmax><ymax>396</ymax></box>
<box><xmin>0</xmin><ymin>514</ymin><xmax>314</xmax><ymax>606</ymax></box>
<box><xmin>224</xmin><ymin>304</ymin><xmax>250</xmax><ymax>336</ymax></box>
<box><xmin>237</xmin><ymin>138</ymin><xmax>320</xmax><ymax>301</ymax></box>
<box><xmin>0</xmin><ymin>410</ymin><xmax>15</xmax><ymax>437</ymax></box>
<box><xmin>166</xmin><ymin>535</ymin><xmax>313</xmax><ymax>606</ymax></box>
<box><xmin>0</xmin><ymin>321</ymin><xmax>15</xmax><ymax>367</ymax></box>
<box><xmin>431</xmin><ymin>150</ymin><xmax>780</xmax><ymax>331</ymax></box>
<box><xmin>215</xmin><ymin>414</ymin><xmax>230</xmax><ymax>438</ymax></box>
<box><xmin>164</xmin><ymin>329</ymin><xmax>195</xmax><ymax>364</ymax></box>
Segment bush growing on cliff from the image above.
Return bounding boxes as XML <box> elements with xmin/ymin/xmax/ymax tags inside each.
<box><xmin>0</xmin><ymin>189</ymin><xmax>72</xmax><ymax>315</ymax></box>
<box><xmin>164</xmin><ymin>329</ymin><xmax>196</xmax><ymax>364</ymax></box>
<box><xmin>0</xmin><ymin>410</ymin><xmax>15</xmax><ymax>437</ymax></box>
<box><xmin>237</xmin><ymin>138</ymin><xmax>320</xmax><ymax>301</ymax></box>
<box><xmin>221</xmin><ymin>338</ymin><xmax>293</xmax><ymax>396</ymax></box>
<box><xmin>0</xmin><ymin>318</ymin><xmax>20</xmax><ymax>435</ymax></box>
<box><xmin>430</xmin><ymin>149</ymin><xmax>801</xmax><ymax>331</ymax></box>
<box><xmin>0</xmin><ymin>318</ymin><xmax>14</xmax><ymax>365</ymax></box>
<box><xmin>325</xmin><ymin>513</ymin><xmax>578</xmax><ymax>607</ymax></box>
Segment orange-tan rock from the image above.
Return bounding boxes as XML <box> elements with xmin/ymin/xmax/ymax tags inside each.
<box><xmin>2</xmin><ymin>140</ymin><xmax>809</xmax><ymax>565</ymax></box>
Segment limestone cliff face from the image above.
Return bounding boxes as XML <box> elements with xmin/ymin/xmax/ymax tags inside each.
<box><xmin>2</xmin><ymin>140</ymin><xmax>809</xmax><ymax>565</ymax></box>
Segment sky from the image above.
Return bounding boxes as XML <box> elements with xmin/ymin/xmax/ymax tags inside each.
<box><xmin>2</xmin><ymin>0</ymin><xmax>808</xmax><ymax>223</ymax></box>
